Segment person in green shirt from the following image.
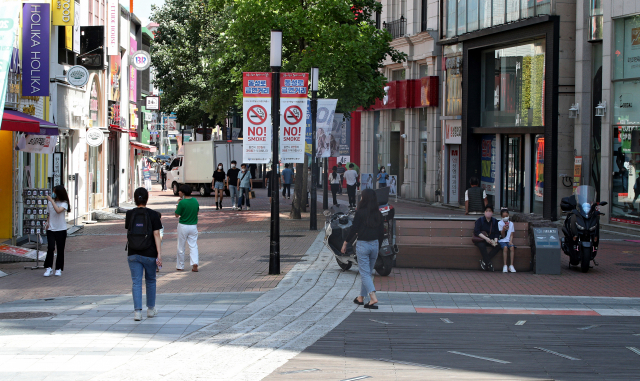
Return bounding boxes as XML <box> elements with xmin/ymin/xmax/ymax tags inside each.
<box><xmin>175</xmin><ymin>184</ymin><xmax>200</xmax><ymax>272</ymax></box>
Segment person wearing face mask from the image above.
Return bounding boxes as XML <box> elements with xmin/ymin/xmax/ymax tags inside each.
<box><xmin>212</xmin><ymin>163</ymin><xmax>226</xmax><ymax>210</ymax></box>
<box><xmin>237</xmin><ymin>163</ymin><xmax>253</xmax><ymax>210</ymax></box>
<box><xmin>473</xmin><ymin>205</ymin><xmax>501</xmax><ymax>271</ymax></box>
<box><xmin>497</xmin><ymin>209</ymin><xmax>516</xmax><ymax>273</ymax></box>
<box><xmin>227</xmin><ymin>161</ymin><xmax>240</xmax><ymax>210</ymax></box>
<box><xmin>376</xmin><ymin>166</ymin><xmax>388</xmax><ymax>189</ymax></box>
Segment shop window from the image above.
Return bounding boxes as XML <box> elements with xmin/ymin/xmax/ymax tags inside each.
<box><xmin>536</xmin><ymin>0</ymin><xmax>551</xmax><ymax>16</ymax></box>
<box><xmin>480</xmin><ymin>39</ymin><xmax>546</xmax><ymax>128</ymax></box>
<box><xmin>479</xmin><ymin>0</ymin><xmax>491</xmax><ymax>29</ymax></box>
<box><xmin>447</xmin><ymin>0</ymin><xmax>456</xmax><ymax>38</ymax></box>
<box><xmin>392</xmin><ymin>69</ymin><xmax>406</xmax><ymax>81</ymax></box>
<box><xmin>506</xmin><ymin>0</ymin><xmax>519</xmax><ymax>22</ymax></box>
<box><xmin>457</xmin><ymin>0</ymin><xmax>466</xmax><ymax>35</ymax></box>
<box><xmin>419</xmin><ymin>64</ymin><xmax>429</xmax><ymax>78</ymax></box>
<box><xmin>421</xmin><ymin>0</ymin><xmax>428</xmax><ymax>31</ymax></box>
<box><xmin>467</xmin><ymin>0</ymin><xmax>478</xmax><ymax>32</ymax></box>
<box><xmin>492</xmin><ymin>0</ymin><xmax>505</xmax><ymax>27</ymax></box>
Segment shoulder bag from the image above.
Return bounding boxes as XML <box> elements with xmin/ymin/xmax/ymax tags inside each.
<box><xmin>471</xmin><ymin>219</ymin><xmax>493</xmax><ymax>244</ymax></box>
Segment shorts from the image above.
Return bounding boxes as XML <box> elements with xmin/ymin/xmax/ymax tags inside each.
<box><xmin>499</xmin><ymin>242</ymin><xmax>515</xmax><ymax>249</ymax></box>
<box><xmin>214</xmin><ymin>181</ymin><xmax>224</xmax><ymax>190</ymax></box>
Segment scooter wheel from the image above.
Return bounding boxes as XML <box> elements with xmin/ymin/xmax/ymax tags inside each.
<box><xmin>335</xmin><ymin>257</ymin><xmax>352</xmax><ymax>271</ymax></box>
<box><xmin>375</xmin><ymin>256</ymin><xmax>394</xmax><ymax>276</ymax></box>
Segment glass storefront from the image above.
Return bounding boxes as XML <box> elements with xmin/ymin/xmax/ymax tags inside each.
<box><xmin>480</xmin><ymin>39</ymin><xmax>546</xmax><ymax>127</ymax></box>
<box><xmin>611</xmin><ymin>16</ymin><xmax>640</xmax><ymax>225</ymax></box>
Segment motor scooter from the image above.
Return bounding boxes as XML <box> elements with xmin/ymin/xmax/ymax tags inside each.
<box><xmin>560</xmin><ymin>185</ymin><xmax>607</xmax><ymax>273</ymax></box>
<box><xmin>323</xmin><ymin>188</ymin><xmax>397</xmax><ymax>276</ymax></box>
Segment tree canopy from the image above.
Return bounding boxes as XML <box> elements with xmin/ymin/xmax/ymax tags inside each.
<box><xmin>151</xmin><ymin>0</ymin><xmax>406</xmax><ymax>125</ymax></box>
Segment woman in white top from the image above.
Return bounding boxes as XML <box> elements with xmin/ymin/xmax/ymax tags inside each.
<box><xmin>44</xmin><ymin>185</ymin><xmax>70</xmax><ymax>277</ymax></box>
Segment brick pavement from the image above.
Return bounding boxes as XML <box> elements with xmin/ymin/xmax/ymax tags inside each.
<box><xmin>0</xmin><ymin>184</ymin><xmax>320</xmax><ymax>304</ymax></box>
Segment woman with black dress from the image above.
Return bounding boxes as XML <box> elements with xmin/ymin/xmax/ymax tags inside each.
<box><xmin>341</xmin><ymin>189</ymin><xmax>385</xmax><ymax>309</ymax></box>
<box><xmin>211</xmin><ymin>163</ymin><xmax>226</xmax><ymax>210</ymax></box>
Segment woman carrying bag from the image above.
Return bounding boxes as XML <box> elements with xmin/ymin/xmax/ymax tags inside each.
<box><xmin>340</xmin><ymin>189</ymin><xmax>385</xmax><ymax>309</ymax></box>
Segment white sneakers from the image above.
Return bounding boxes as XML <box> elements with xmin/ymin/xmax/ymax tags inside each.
<box><xmin>44</xmin><ymin>268</ymin><xmax>62</xmax><ymax>276</ymax></box>
<box><xmin>133</xmin><ymin>308</ymin><xmax>157</xmax><ymax>321</ymax></box>
<box><xmin>509</xmin><ymin>265</ymin><xmax>516</xmax><ymax>273</ymax></box>
<box><xmin>247</xmin><ymin>207</ymin><xmax>251</xmax><ymax>210</ymax></box>
<box><xmin>147</xmin><ymin>308</ymin><xmax>157</xmax><ymax>318</ymax></box>
<box><xmin>232</xmin><ymin>206</ymin><xmax>237</xmax><ymax>210</ymax></box>
<box><xmin>134</xmin><ymin>310</ymin><xmax>142</xmax><ymax>321</ymax></box>
<box><xmin>503</xmin><ymin>265</ymin><xmax>517</xmax><ymax>273</ymax></box>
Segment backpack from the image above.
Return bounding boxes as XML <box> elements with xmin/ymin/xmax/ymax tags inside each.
<box><xmin>126</xmin><ymin>208</ymin><xmax>154</xmax><ymax>251</ymax></box>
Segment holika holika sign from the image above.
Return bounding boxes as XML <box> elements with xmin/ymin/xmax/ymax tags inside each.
<box><xmin>22</xmin><ymin>3</ymin><xmax>49</xmax><ymax>97</ymax></box>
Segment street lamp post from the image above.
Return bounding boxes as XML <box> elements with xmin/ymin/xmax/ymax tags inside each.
<box><xmin>323</xmin><ymin>158</ymin><xmax>328</xmax><ymax>210</ymax></box>
<box><xmin>310</xmin><ymin>67</ymin><xmax>319</xmax><ymax>231</ymax></box>
<box><xmin>269</xmin><ymin>30</ymin><xmax>282</xmax><ymax>275</ymax></box>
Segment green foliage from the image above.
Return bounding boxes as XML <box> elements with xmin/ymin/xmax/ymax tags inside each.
<box><xmin>151</xmin><ymin>0</ymin><xmax>406</xmax><ymax>124</ymax></box>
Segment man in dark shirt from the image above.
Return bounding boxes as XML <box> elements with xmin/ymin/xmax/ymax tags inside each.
<box><xmin>473</xmin><ymin>205</ymin><xmax>502</xmax><ymax>271</ymax></box>
<box><xmin>227</xmin><ymin>160</ymin><xmax>240</xmax><ymax>210</ymax></box>
<box><xmin>336</xmin><ymin>163</ymin><xmax>346</xmax><ymax>194</ymax></box>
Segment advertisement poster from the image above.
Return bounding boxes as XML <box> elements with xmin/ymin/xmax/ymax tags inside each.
<box><xmin>52</xmin><ymin>0</ymin><xmax>74</xmax><ymax>26</ymax></box>
<box><xmin>361</xmin><ymin>173</ymin><xmax>374</xmax><ymax>190</ymax></box>
<box><xmin>279</xmin><ymin>73</ymin><xmax>308</xmax><ymax>163</ymax></box>
<box><xmin>129</xmin><ymin>38</ymin><xmax>137</xmax><ymax>101</ymax></box>
<box><xmin>331</xmin><ymin>114</ymin><xmax>350</xmax><ymax>157</ymax></box>
<box><xmin>389</xmin><ymin>175</ymin><xmax>398</xmax><ymax>196</ymax></box>
<box><xmin>316</xmin><ymin>99</ymin><xmax>338</xmax><ymax>158</ymax></box>
<box><xmin>17</xmin><ymin>135</ymin><xmax>58</xmax><ymax>154</ymax></box>
<box><xmin>444</xmin><ymin>120</ymin><xmax>462</xmax><ymax>144</ymax></box>
<box><xmin>107</xmin><ymin>0</ymin><xmax>118</xmax><ymax>55</ymax></box>
<box><xmin>22</xmin><ymin>3</ymin><xmax>50</xmax><ymax>97</ymax></box>
<box><xmin>0</xmin><ymin>2</ymin><xmax>21</xmax><ymax>124</ymax></box>
<box><xmin>242</xmin><ymin>72</ymin><xmax>272</xmax><ymax>163</ymax></box>
<box><xmin>623</xmin><ymin>18</ymin><xmax>640</xmax><ymax>79</ymax></box>
<box><xmin>449</xmin><ymin>146</ymin><xmax>459</xmax><ymax>202</ymax></box>
<box><xmin>480</xmin><ymin>135</ymin><xmax>496</xmax><ymax>195</ymax></box>
<box><xmin>534</xmin><ymin>136</ymin><xmax>544</xmax><ymax>201</ymax></box>
<box><xmin>109</xmin><ymin>55</ymin><xmax>121</xmax><ymax>101</ymax></box>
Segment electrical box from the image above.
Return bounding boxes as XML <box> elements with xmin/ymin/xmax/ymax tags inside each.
<box><xmin>533</xmin><ymin>227</ymin><xmax>561</xmax><ymax>275</ymax></box>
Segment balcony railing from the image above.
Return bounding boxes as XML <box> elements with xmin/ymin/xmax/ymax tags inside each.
<box><xmin>383</xmin><ymin>16</ymin><xmax>406</xmax><ymax>39</ymax></box>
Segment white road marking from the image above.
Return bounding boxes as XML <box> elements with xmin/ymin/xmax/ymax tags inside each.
<box><xmin>627</xmin><ymin>347</ymin><xmax>640</xmax><ymax>356</ymax></box>
<box><xmin>374</xmin><ymin>358</ymin><xmax>450</xmax><ymax>370</ymax></box>
<box><xmin>369</xmin><ymin>319</ymin><xmax>392</xmax><ymax>325</ymax></box>
<box><xmin>534</xmin><ymin>347</ymin><xmax>581</xmax><ymax>360</ymax></box>
<box><xmin>577</xmin><ymin>324</ymin><xmax>600</xmax><ymax>330</ymax></box>
<box><xmin>448</xmin><ymin>351</ymin><xmax>510</xmax><ymax>364</ymax></box>
<box><xmin>280</xmin><ymin>368</ymin><xmax>320</xmax><ymax>375</ymax></box>
<box><xmin>341</xmin><ymin>376</ymin><xmax>371</xmax><ymax>381</ymax></box>
<box><xmin>440</xmin><ymin>318</ymin><xmax>453</xmax><ymax>324</ymax></box>
<box><xmin>515</xmin><ymin>320</ymin><xmax>526</xmax><ymax>325</ymax></box>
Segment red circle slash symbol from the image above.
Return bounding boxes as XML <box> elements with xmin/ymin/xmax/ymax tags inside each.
<box><xmin>284</xmin><ymin>105</ymin><xmax>303</xmax><ymax>125</ymax></box>
<box><xmin>247</xmin><ymin>105</ymin><xmax>268</xmax><ymax>125</ymax></box>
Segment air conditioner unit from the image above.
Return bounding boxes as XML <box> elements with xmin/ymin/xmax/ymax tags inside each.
<box><xmin>391</xmin><ymin>121</ymin><xmax>404</xmax><ymax>132</ymax></box>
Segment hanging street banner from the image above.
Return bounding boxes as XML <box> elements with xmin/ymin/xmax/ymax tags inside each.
<box><xmin>107</xmin><ymin>0</ymin><xmax>118</xmax><ymax>55</ymax></box>
<box><xmin>0</xmin><ymin>2</ymin><xmax>21</xmax><ymax>125</ymax></box>
<box><xmin>279</xmin><ymin>73</ymin><xmax>308</xmax><ymax>163</ymax></box>
<box><xmin>17</xmin><ymin>134</ymin><xmax>58</xmax><ymax>154</ymax></box>
<box><xmin>330</xmin><ymin>113</ymin><xmax>350</xmax><ymax>157</ymax></box>
<box><xmin>242</xmin><ymin>72</ymin><xmax>272</xmax><ymax>163</ymax></box>
<box><xmin>315</xmin><ymin>99</ymin><xmax>338</xmax><ymax>158</ymax></box>
<box><xmin>22</xmin><ymin>3</ymin><xmax>50</xmax><ymax>97</ymax></box>
<box><xmin>305</xmin><ymin>100</ymin><xmax>312</xmax><ymax>156</ymax></box>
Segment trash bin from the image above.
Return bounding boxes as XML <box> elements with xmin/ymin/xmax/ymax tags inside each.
<box><xmin>533</xmin><ymin>227</ymin><xmax>561</xmax><ymax>275</ymax></box>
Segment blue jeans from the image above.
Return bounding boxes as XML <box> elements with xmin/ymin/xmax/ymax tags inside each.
<box><xmin>228</xmin><ymin>185</ymin><xmax>238</xmax><ymax>206</ymax></box>
<box><xmin>128</xmin><ymin>255</ymin><xmax>157</xmax><ymax>310</ymax></box>
<box><xmin>357</xmin><ymin>240</ymin><xmax>379</xmax><ymax>297</ymax></box>
<box><xmin>238</xmin><ymin>187</ymin><xmax>251</xmax><ymax>207</ymax></box>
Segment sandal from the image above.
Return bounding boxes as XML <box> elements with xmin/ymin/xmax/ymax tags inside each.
<box><xmin>364</xmin><ymin>303</ymin><xmax>378</xmax><ymax>310</ymax></box>
<box><xmin>353</xmin><ymin>297</ymin><xmax>364</xmax><ymax>306</ymax></box>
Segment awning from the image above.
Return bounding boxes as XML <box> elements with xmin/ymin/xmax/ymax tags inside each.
<box><xmin>1</xmin><ymin>110</ymin><xmax>39</xmax><ymax>133</ymax></box>
<box><xmin>130</xmin><ymin>141</ymin><xmax>157</xmax><ymax>153</ymax></box>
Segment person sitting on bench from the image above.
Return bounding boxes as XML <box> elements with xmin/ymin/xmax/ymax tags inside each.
<box><xmin>474</xmin><ymin>205</ymin><xmax>501</xmax><ymax>271</ymax></box>
<box><xmin>465</xmin><ymin>177</ymin><xmax>488</xmax><ymax>215</ymax></box>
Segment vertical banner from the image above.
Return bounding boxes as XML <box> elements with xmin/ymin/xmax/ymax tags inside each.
<box><xmin>315</xmin><ymin>99</ymin><xmax>338</xmax><ymax>158</ymax></box>
<box><xmin>52</xmin><ymin>0</ymin><xmax>74</xmax><ymax>26</ymax></box>
<box><xmin>65</xmin><ymin>2</ymin><xmax>80</xmax><ymax>53</ymax></box>
<box><xmin>449</xmin><ymin>146</ymin><xmax>460</xmax><ymax>203</ymax></box>
<box><xmin>0</xmin><ymin>2</ymin><xmax>21</xmax><ymax>124</ymax></box>
<box><xmin>305</xmin><ymin>100</ymin><xmax>312</xmax><ymax>156</ymax></box>
<box><xmin>279</xmin><ymin>73</ymin><xmax>308</xmax><ymax>163</ymax></box>
<box><xmin>242</xmin><ymin>72</ymin><xmax>272</xmax><ymax>163</ymax></box>
<box><xmin>22</xmin><ymin>3</ymin><xmax>50</xmax><ymax>97</ymax></box>
<box><xmin>107</xmin><ymin>0</ymin><xmax>119</xmax><ymax>55</ymax></box>
<box><xmin>331</xmin><ymin>113</ymin><xmax>350</xmax><ymax>157</ymax></box>
<box><xmin>480</xmin><ymin>135</ymin><xmax>496</xmax><ymax>195</ymax></box>
<box><xmin>109</xmin><ymin>55</ymin><xmax>121</xmax><ymax>101</ymax></box>
<box><xmin>129</xmin><ymin>38</ymin><xmax>137</xmax><ymax>101</ymax></box>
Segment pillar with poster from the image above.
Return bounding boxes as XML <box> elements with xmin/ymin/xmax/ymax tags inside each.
<box><xmin>480</xmin><ymin>135</ymin><xmax>496</xmax><ymax>206</ymax></box>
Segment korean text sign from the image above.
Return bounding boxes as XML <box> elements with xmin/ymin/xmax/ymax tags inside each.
<box><xmin>242</xmin><ymin>72</ymin><xmax>272</xmax><ymax>163</ymax></box>
<box><xmin>280</xmin><ymin>73</ymin><xmax>308</xmax><ymax>163</ymax></box>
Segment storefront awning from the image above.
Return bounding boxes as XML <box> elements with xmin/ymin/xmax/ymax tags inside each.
<box><xmin>1</xmin><ymin>110</ymin><xmax>40</xmax><ymax>133</ymax></box>
<box><xmin>130</xmin><ymin>141</ymin><xmax>157</xmax><ymax>153</ymax></box>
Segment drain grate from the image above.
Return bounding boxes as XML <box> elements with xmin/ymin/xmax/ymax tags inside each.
<box><xmin>0</xmin><ymin>312</ymin><xmax>55</xmax><ymax>319</ymax></box>
<box><xmin>615</xmin><ymin>263</ymin><xmax>640</xmax><ymax>267</ymax></box>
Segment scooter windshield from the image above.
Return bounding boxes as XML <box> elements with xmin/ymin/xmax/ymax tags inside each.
<box><xmin>574</xmin><ymin>185</ymin><xmax>597</xmax><ymax>216</ymax></box>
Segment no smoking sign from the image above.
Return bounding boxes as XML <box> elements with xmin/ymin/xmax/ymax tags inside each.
<box><xmin>284</xmin><ymin>105</ymin><xmax>303</xmax><ymax>125</ymax></box>
<box><xmin>247</xmin><ymin>105</ymin><xmax>268</xmax><ymax>125</ymax></box>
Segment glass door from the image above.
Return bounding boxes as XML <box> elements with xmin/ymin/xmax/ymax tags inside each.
<box><xmin>502</xmin><ymin>135</ymin><xmax>524</xmax><ymax>211</ymax></box>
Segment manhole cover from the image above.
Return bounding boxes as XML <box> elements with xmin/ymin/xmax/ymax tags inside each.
<box><xmin>0</xmin><ymin>312</ymin><xmax>55</xmax><ymax>319</ymax></box>
<box><xmin>615</xmin><ymin>263</ymin><xmax>640</xmax><ymax>267</ymax></box>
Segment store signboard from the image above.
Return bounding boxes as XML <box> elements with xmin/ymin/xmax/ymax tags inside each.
<box><xmin>449</xmin><ymin>146</ymin><xmax>460</xmax><ymax>202</ymax></box>
<box><xmin>242</xmin><ymin>72</ymin><xmax>272</xmax><ymax>163</ymax></box>
<box><xmin>22</xmin><ymin>3</ymin><xmax>50</xmax><ymax>97</ymax></box>
<box><xmin>623</xmin><ymin>19</ymin><xmax>640</xmax><ymax>79</ymax></box>
<box><xmin>52</xmin><ymin>0</ymin><xmax>74</xmax><ymax>26</ymax></box>
<box><xmin>107</xmin><ymin>0</ymin><xmax>118</xmax><ymax>55</ymax></box>
<box><xmin>109</xmin><ymin>55</ymin><xmax>121</xmax><ymax>101</ymax></box>
<box><xmin>146</xmin><ymin>96</ymin><xmax>159</xmax><ymax>110</ymax></box>
<box><xmin>480</xmin><ymin>135</ymin><xmax>496</xmax><ymax>196</ymax></box>
<box><xmin>444</xmin><ymin>120</ymin><xmax>461</xmax><ymax>144</ymax></box>
<box><xmin>279</xmin><ymin>73</ymin><xmax>308</xmax><ymax>163</ymax></box>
